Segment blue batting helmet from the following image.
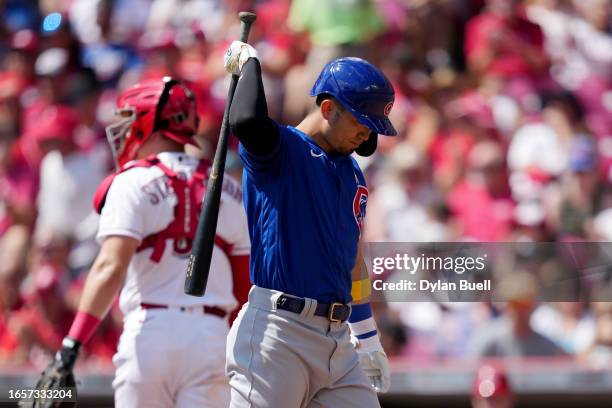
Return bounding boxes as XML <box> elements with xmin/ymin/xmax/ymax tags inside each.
<box><xmin>310</xmin><ymin>57</ymin><xmax>397</xmax><ymax>136</ymax></box>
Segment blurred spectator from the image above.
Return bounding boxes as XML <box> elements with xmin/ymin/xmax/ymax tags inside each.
<box><xmin>431</xmin><ymin>89</ymin><xmax>499</xmax><ymax>192</ymax></box>
<box><xmin>4</xmin><ymin>29</ymin><xmax>39</xmax><ymax>87</ymax></box>
<box><xmin>593</xmin><ymin>191</ymin><xmax>612</xmax><ymax>240</ymax></box>
<box><xmin>583</xmin><ymin>301</ymin><xmax>612</xmax><ymax>368</ymax></box>
<box><xmin>465</xmin><ymin>0</ymin><xmax>548</xmax><ymax>82</ymax></box>
<box><xmin>39</xmin><ymin>11</ymin><xmax>83</xmax><ymax>72</ymax></box>
<box><xmin>548</xmin><ymin>135</ymin><xmax>601</xmax><ymax>239</ymax></box>
<box><xmin>70</xmin><ymin>0</ymin><xmax>142</xmax><ymax>87</ymax></box>
<box><xmin>139</xmin><ymin>28</ymin><xmax>181</xmax><ymax>79</ymax></box>
<box><xmin>32</xmin><ymin>104</ymin><xmax>106</xmax><ymax>270</ymax></box>
<box><xmin>0</xmin><ymin>226</ymin><xmax>27</xmax><ymax>364</ymax></box>
<box><xmin>283</xmin><ymin>0</ymin><xmax>385</xmax><ymax>123</ymax></box>
<box><xmin>287</xmin><ymin>0</ymin><xmax>384</xmax><ymax>56</ymax></box>
<box><xmin>372</xmin><ymin>302</ymin><xmax>408</xmax><ymax>357</ymax></box>
<box><xmin>0</xmin><ymin>73</ymin><xmax>39</xmax><ymax>285</ymax></box>
<box><xmin>531</xmin><ymin>302</ymin><xmax>595</xmax><ymax>354</ymax></box>
<box><xmin>0</xmin><ymin>72</ymin><xmax>26</xmax><ymax>145</ymax></box>
<box><xmin>70</xmin><ymin>0</ymin><xmax>150</xmax><ymax>46</ymax></box>
<box><xmin>528</xmin><ymin>0</ymin><xmax>612</xmax><ymax>94</ymax></box>
<box><xmin>507</xmin><ymin>121</ymin><xmax>567</xmax><ymax>197</ymax></box>
<box><xmin>530</xmin><ymin>0</ymin><xmax>612</xmax><ymax>139</ymax></box>
<box><xmin>470</xmin><ymin>271</ymin><xmax>565</xmax><ymax>357</ymax></box>
<box><xmin>146</xmin><ymin>0</ymin><xmax>228</xmax><ymax>41</ymax></box>
<box><xmin>252</xmin><ymin>0</ymin><xmax>306</xmax><ymax>120</ymax></box>
<box><xmin>471</xmin><ymin>364</ymin><xmax>514</xmax><ymax>408</ymax></box>
<box><xmin>365</xmin><ymin>142</ymin><xmax>449</xmax><ymax>241</ymax></box>
<box><xmin>4</xmin><ymin>230</ymin><xmax>74</xmax><ymax>363</ymax></box>
<box><xmin>1</xmin><ymin>0</ymin><xmax>41</xmax><ymax>32</ymax></box>
<box><xmin>448</xmin><ymin>140</ymin><xmax>514</xmax><ymax>241</ymax></box>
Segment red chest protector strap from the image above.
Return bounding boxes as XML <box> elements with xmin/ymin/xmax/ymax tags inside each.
<box><xmin>93</xmin><ymin>158</ymin><xmax>157</xmax><ymax>214</ymax></box>
<box><xmin>93</xmin><ymin>155</ymin><xmax>210</xmax><ymax>263</ymax></box>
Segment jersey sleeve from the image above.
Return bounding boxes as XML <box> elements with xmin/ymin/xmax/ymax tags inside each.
<box><xmin>238</xmin><ymin>123</ymin><xmax>286</xmax><ymax>176</ymax></box>
<box><xmin>97</xmin><ymin>168</ymin><xmax>175</xmax><ymax>243</ymax></box>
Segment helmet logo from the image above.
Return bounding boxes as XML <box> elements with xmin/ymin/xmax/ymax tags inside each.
<box><xmin>384</xmin><ymin>101</ymin><xmax>393</xmax><ymax>117</ymax></box>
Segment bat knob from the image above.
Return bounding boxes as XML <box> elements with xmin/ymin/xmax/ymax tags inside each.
<box><xmin>239</xmin><ymin>12</ymin><xmax>257</xmax><ymax>25</ymax></box>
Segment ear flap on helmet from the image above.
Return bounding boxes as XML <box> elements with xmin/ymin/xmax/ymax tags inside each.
<box><xmin>356</xmin><ymin>132</ymin><xmax>377</xmax><ymax>157</ymax></box>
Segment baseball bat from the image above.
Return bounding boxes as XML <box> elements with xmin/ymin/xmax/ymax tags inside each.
<box><xmin>184</xmin><ymin>11</ymin><xmax>257</xmax><ymax>296</ymax></box>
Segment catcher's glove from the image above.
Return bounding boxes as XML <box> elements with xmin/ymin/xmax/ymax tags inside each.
<box><xmin>25</xmin><ymin>337</ymin><xmax>80</xmax><ymax>408</ymax></box>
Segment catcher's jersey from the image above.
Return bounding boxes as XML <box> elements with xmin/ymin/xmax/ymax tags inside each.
<box><xmin>97</xmin><ymin>152</ymin><xmax>250</xmax><ymax>316</ymax></box>
<box><xmin>239</xmin><ymin>124</ymin><xmax>367</xmax><ymax>304</ymax></box>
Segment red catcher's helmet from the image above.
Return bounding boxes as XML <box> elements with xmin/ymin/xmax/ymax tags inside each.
<box><xmin>105</xmin><ymin>77</ymin><xmax>199</xmax><ymax>168</ymax></box>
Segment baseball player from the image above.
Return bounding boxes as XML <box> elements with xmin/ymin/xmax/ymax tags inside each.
<box><xmin>224</xmin><ymin>42</ymin><xmax>395</xmax><ymax>407</ymax></box>
<box><xmin>31</xmin><ymin>77</ymin><xmax>251</xmax><ymax>407</ymax></box>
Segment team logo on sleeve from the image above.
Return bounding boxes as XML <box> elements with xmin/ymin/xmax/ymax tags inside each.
<box><xmin>353</xmin><ymin>186</ymin><xmax>369</xmax><ymax>231</ymax></box>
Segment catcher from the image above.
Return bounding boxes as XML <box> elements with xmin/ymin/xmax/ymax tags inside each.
<box><xmin>28</xmin><ymin>77</ymin><xmax>250</xmax><ymax>407</ymax></box>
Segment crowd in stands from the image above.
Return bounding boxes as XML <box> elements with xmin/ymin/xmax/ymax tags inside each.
<box><xmin>1</xmin><ymin>0</ymin><xmax>611</xmax><ymax>371</ymax></box>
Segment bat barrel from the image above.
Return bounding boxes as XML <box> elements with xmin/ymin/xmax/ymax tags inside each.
<box><xmin>184</xmin><ymin>11</ymin><xmax>256</xmax><ymax>297</ymax></box>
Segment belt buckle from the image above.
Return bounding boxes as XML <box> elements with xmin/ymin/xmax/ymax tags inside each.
<box><xmin>328</xmin><ymin>302</ymin><xmax>343</xmax><ymax>323</ymax></box>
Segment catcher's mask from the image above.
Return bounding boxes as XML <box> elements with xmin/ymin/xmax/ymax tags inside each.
<box><xmin>105</xmin><ymin>76</ymin><xmax>199</xmax><ymax>169</ymax></box>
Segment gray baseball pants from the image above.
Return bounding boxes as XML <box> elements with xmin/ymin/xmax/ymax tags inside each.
<box><xmin>226</xmin><ymin>286</ymin><xmax>380</xmax><ymax>408</ymax></box>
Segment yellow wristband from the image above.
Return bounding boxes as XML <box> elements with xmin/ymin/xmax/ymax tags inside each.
<box><xmin>351</xmin><ymin>278</ymin><xmax>372</xmax><ymax>302</ymax></box>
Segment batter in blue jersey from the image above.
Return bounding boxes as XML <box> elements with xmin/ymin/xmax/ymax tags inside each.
<box><xmin>241</xmin><ymin>125</ymin><xmax>368</xmax><ymax>304</ymax></box>
<box><xmin>224</xmin><ymin>41</ymin><xmax>397</xmax><ymax>408</ymax></box>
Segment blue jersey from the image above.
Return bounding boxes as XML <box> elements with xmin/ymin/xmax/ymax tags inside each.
<box><xmin>239</xmin><ymin>124</ymin><xmax>368</xmax><ymax>303</ymax></box>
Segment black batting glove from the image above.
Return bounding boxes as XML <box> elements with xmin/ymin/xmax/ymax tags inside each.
<box><xmin>53</xmin><ymin>337</ymin><xmax>81</xmax><ymax>372</ymax></box>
